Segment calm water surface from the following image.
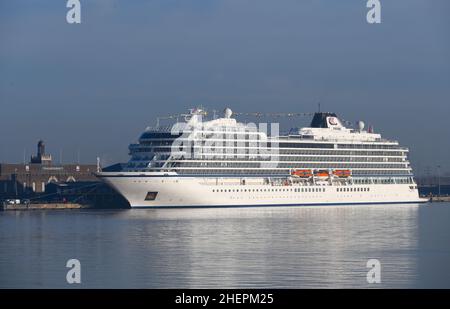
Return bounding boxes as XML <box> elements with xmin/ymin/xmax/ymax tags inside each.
<box><xmin>1</xmin><ymin>203</ymin><xmax>450</xmax><ymax>288</ymax></box>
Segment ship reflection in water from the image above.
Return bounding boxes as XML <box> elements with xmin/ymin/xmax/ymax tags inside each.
<box><xmin>1</xmin><ymin>204</ymin><xmax>450</xmax><ymax>288</ymax></box>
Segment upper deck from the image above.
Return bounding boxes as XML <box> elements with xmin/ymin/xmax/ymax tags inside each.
<box><xmin>135</xmin><ymin>109</ymin><xmax>401</xmax><ymax>148</ymax></box>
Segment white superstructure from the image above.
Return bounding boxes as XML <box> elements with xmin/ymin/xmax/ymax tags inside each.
<box><xmin>97</xmin><ymin>108</ymin><xmax>426</xmax><ymax>208</ymax></box>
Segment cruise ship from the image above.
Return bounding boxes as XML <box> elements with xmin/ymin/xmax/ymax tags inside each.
<box><xmin>97</xmin><ymin>108</ymin><xmax>426</xmax><ymax>208</ymax></box>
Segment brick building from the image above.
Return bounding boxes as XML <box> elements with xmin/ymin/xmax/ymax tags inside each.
<box><xmin>0</xmin><ymin>140</ymin><xmax>97</xmax><ymax>198</ymax></box>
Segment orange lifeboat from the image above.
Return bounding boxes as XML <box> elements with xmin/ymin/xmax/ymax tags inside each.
<box><xmin>291</xmin><ymin>169</ymin><xmax>313</xmax><ymax>178</ymax></box>
<box><xmin>314</xmin><ymin>170</ymin><xmax>330</xmax><ymax>178</ymax></box>
<box><xmin>333</xmin><ymin>169</ymin><xmax>351</xmax><ymax>178</ymax></box>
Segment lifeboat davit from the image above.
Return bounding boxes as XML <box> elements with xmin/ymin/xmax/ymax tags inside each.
<box><xmin>314</xmin><ymin>170</ymin><xmax>330</xmax><ymax>178</ymax></box>
<box><xmin>291</xmin><ymin>169</ymin><xmax>313</xmax><ymax>178</ymax></box>
<box><xmin>333</xmin><ymin>169</ymin><xmax>351</xmax><ymax>178</ymax></box>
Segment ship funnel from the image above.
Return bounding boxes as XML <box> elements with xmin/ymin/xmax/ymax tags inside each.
<box><xmin>310</xmin><ymin>112</ymin><xmax>342</xmax><ymax>128</ymax></box>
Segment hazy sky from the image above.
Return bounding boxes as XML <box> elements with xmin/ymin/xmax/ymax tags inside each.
<box><xmin>1</xmin><ymin>0</ymin><xmax>449</xmax><ymax>175</ymax></box>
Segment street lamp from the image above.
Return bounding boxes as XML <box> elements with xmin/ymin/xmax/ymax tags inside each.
<box><xmin>14</xmin><ymin>168</ymin><xmax>18</xmax><ymax>197</ymax></box>
<box><xmin>437</xmin><ymin>165</ymin><xmax>441</xmax><ymax>198</ymax></box>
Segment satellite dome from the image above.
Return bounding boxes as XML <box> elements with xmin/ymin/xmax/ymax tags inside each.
<box><xmin>224</xmin><ymin>108</ymin><xmax>233</xmax><ymax>119</ymax></box>
<box><xmin>357</xmin><ymin>121</ymin><xmax>365</xmax><ymax>131</ymax></box>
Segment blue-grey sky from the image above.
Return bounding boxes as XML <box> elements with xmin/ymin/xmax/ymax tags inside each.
<box><xmin>1</xmin><ymin>0</ymin><xmax>449</xmax><ymax>175</ymax></box>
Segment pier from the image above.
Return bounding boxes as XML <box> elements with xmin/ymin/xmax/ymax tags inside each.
<box><xmin>1</xmin><ymin>202</ymin><xmax>92</xmax><ymax>211</ymax></box>
<box><xmin>428</xmin><ymin>195</ymin><xmax>450</xmax><ymax>203</ymax></box>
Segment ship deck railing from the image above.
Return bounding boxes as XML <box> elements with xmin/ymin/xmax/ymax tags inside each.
<box><xmin>199</xmin><ymin>176</ymin><xmax>413</xmax><ymax>187</ymax></box>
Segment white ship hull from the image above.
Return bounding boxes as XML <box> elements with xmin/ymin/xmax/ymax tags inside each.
<box><xmin>99</xmin><ymin>172</ymin><xmax>427</xmax><ymax>208</ymax></box>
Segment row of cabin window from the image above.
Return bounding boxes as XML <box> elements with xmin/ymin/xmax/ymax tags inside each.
<box><xmin>174</xmin><ymin>162</ymin><xmax>407</xmax><ymax>169</ymax></box>
<box><xmin>131</xmin><ymin>153</ymin><xmax>405</xmax><ymax>162</ymax></box>
<box><xmin>139</xmin><ymin>134</ymin><xmax>401</xmax><ymax>150</ymax></box>
<box><xmin>133</xmin><ymin>146</ymin><xmax>406</xmax><ymax>157</ymax></box>
<box><xmin>174</xmin><ymin>169</ymin><xmax>411</xmax><ymax>175</ymax></box>
<box><xmin>337</xmin><ymin>187</ymin><xmax>370</xmax><ymax>192</ymax></box>
<box><xmin>212</xmin><ymin>187</ymin><xmax>327</xmax><ymax>193</ymax></box>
